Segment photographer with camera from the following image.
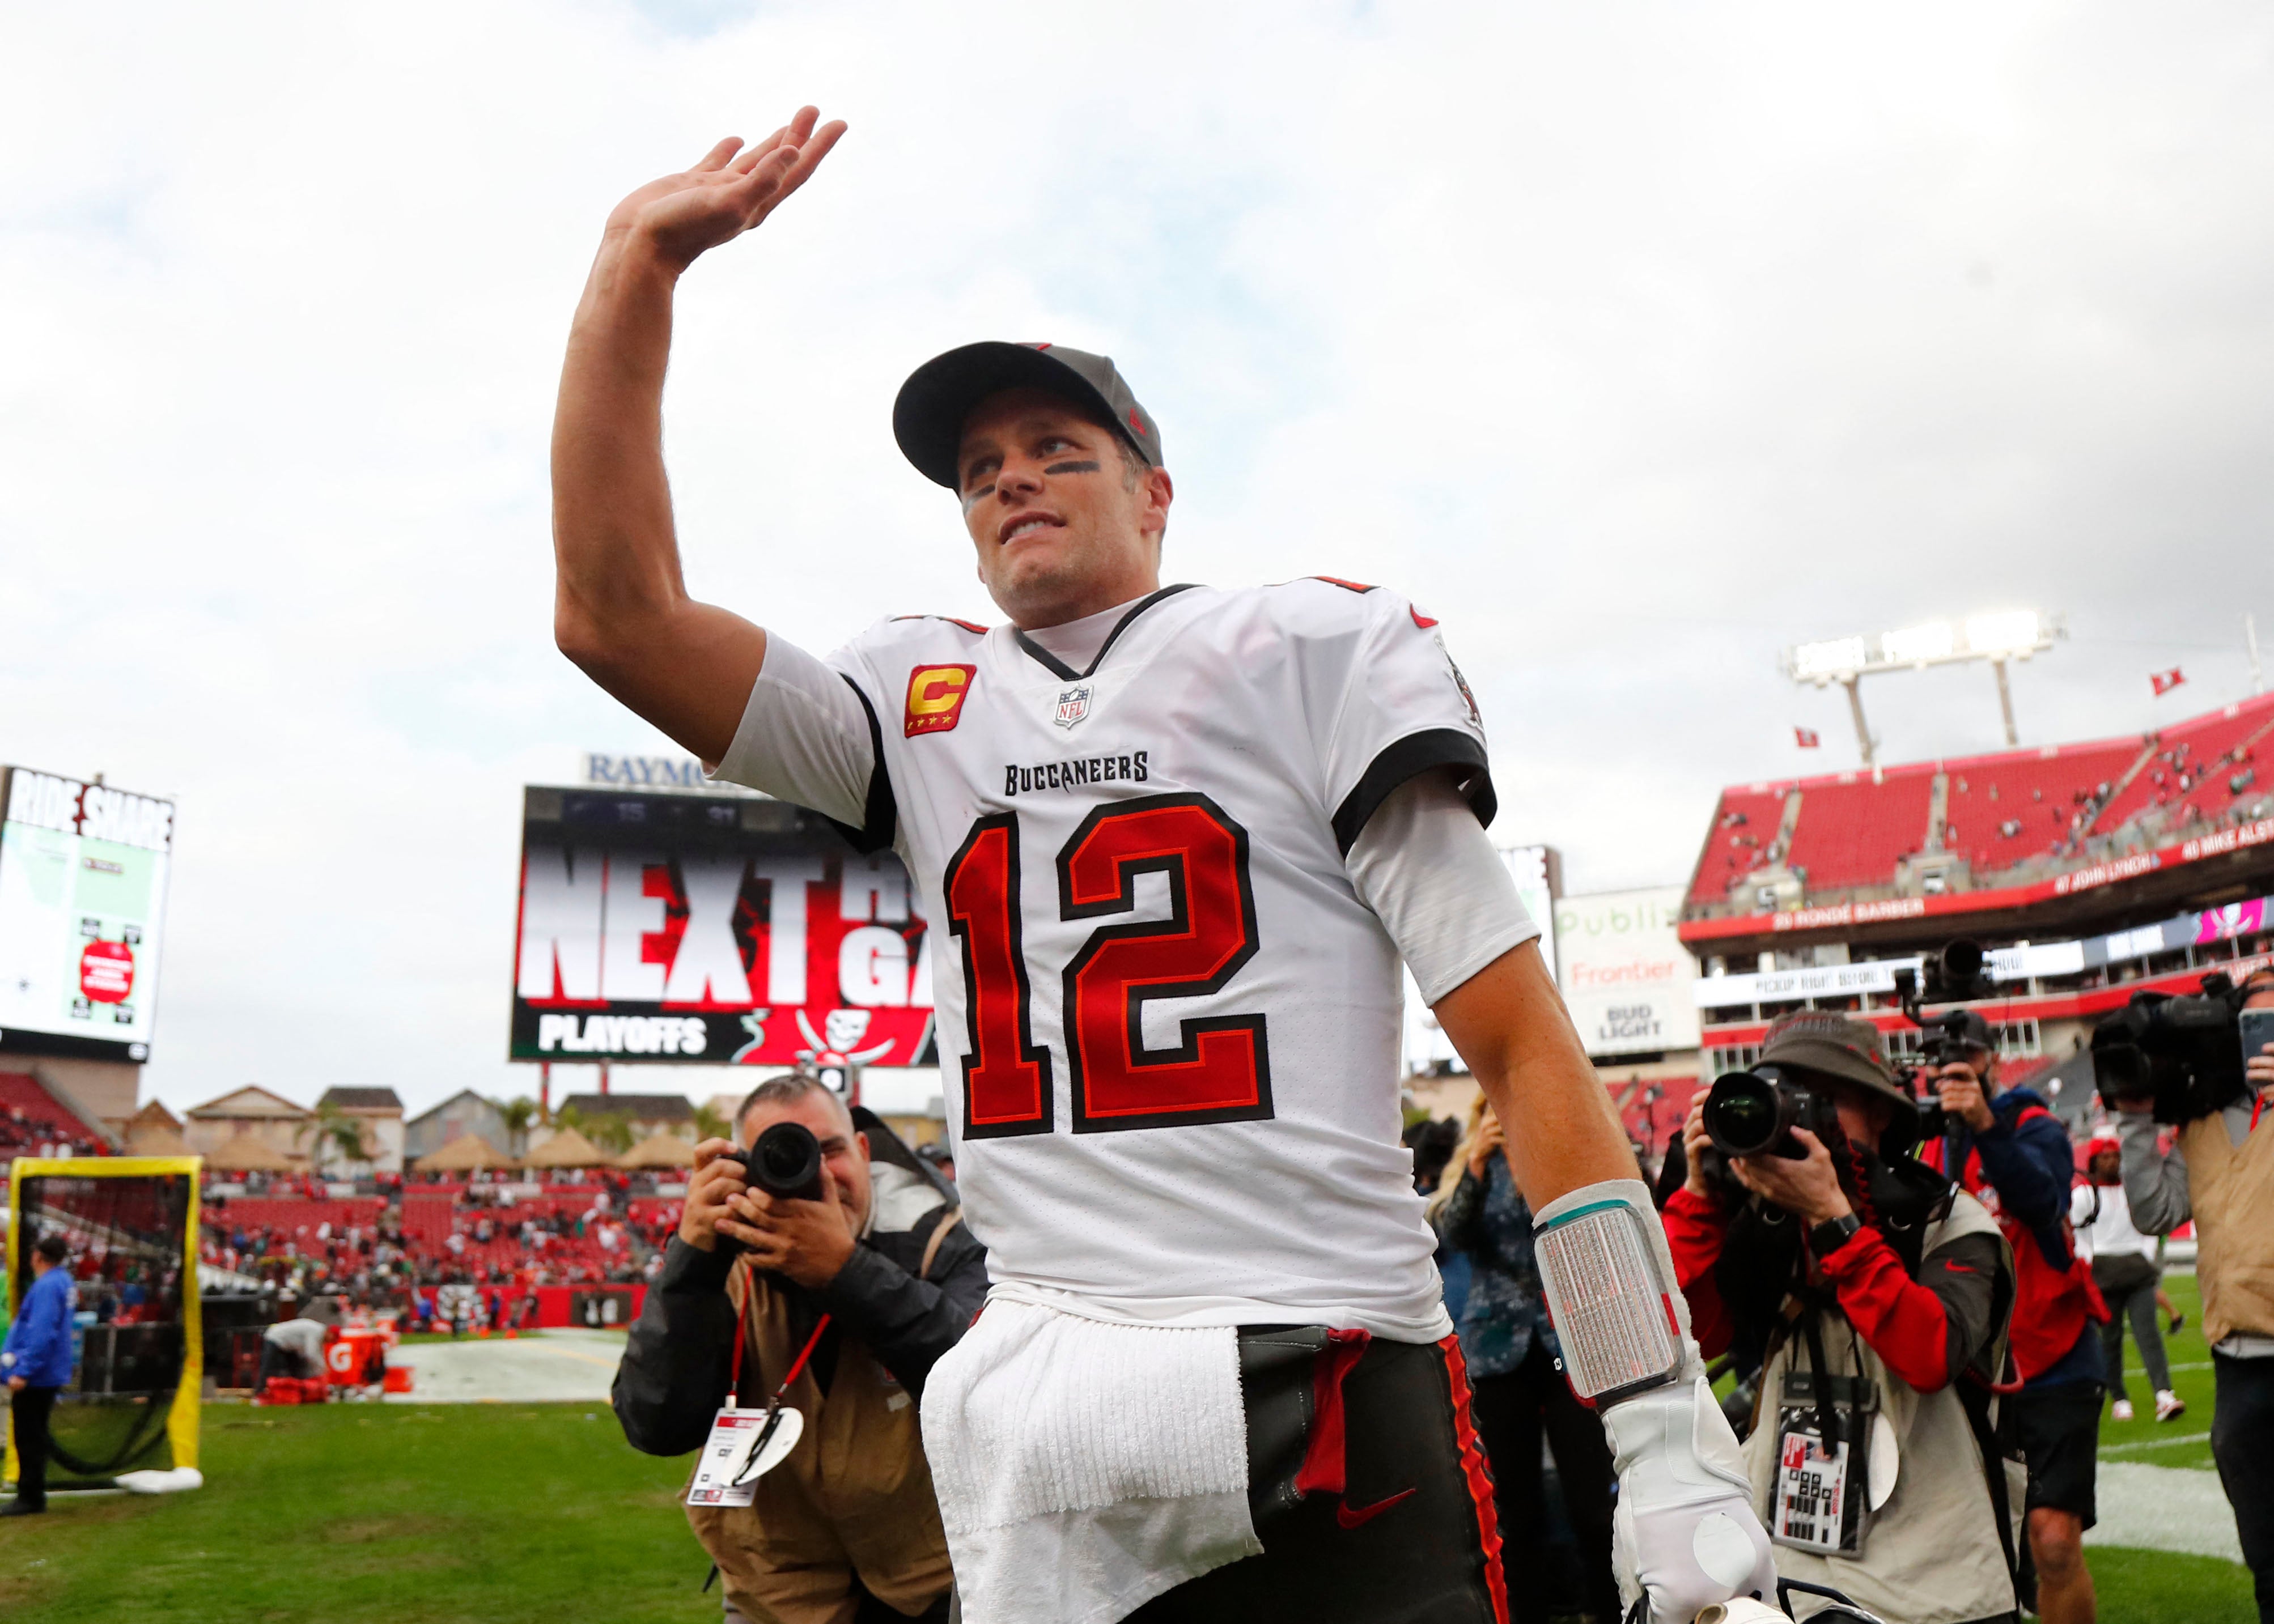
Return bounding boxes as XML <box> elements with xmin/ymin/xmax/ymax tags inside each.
<box><xmin>1666</xmin><ymin>1012</ymin><xmax>2021</xmax><ymax>1624</ymax></box>
<box><xmin>613</xmin><ymin>1073</ymin><xmax>987</xmax><ymax>1624</ymax></box>
<box><xmin>2107</xmin><ymin>966</ymin><xmax>2274</xmax><ymax>1621</ymax></box>
<box><xmin>1915</xmin><ymin>1010</ymin><xmax>2106</xmax><ymax>1624</ymax></box>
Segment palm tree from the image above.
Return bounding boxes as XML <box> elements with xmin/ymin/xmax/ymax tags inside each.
<box><xmin>497</xmin><ymin>1095</ymin><xmax>540</xmax><ymax>1159</ymax></box>
<box><xmin>692</xmin><ymin>1102</ymin><xmax>731</xmax><ymax>1145</ymax></box>
<box><xmin>583</xmin><ymin>1109</ymin><xmax>635</xmax><ymax>1155</ymax></box>
<box><xmin>298</xmin><ymin>1102</ymin><xmax>370</xmax><ymax>1175</ymax></box>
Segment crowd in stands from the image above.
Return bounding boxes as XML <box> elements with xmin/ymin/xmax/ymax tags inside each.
<box><xmin>201</xmin><ymin>1176</ymin><xmax>682</xmax><ymax>1305</ymax></box>
<box><xmin>46</xmin><ymin>1242</ymin><xmax>179</xmax><ymax>1329</ymax></box>
<box><xmin>0</xmin><ymin>1072</ymin><xmax>111</xmax><ymax>1164</ymax></box>
<box><xmin>0</xmin><ymin>1106</ymin><xmax>108</xmax><ymax>1163</ymax></box>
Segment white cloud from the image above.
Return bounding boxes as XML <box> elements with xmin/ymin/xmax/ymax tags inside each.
<box><xmin>2</xmin><ymin>1</ymin><xmax>2269</xmax><ymax>1113</ymax></box>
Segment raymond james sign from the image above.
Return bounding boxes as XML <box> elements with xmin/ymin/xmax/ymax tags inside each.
<box><xmin>1554</xmin><ymin>886</ymin><xmax>1699</xmax><ymax>1058</ymax></box>
<box><xmin>580</xmin><ymin>753</ymin><xmax>746</xmax><ymax>793</ymax></box>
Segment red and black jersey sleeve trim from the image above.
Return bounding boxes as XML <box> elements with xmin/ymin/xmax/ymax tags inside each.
<box><xmin>1331</xmin><ymin>730</ymin><xmax>1496</xmax><ymax>856</ymax></box>
<box><xmin>823</xmin><ymin>675</ymin><xmax>899</xmax><ymax>856</ymax></box>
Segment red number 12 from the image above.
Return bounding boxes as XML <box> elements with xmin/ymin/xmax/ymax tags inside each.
<box><xmin>942</xmin><ymin>793</ymin><xmax>1272</xmax><ymax>1139</ymax></box>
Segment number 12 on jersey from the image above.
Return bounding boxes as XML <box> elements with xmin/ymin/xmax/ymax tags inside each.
<box><xmin>943</xmin><ymin>792</ymin><xmax>1273</xmax><ymax>1138</ymax></box>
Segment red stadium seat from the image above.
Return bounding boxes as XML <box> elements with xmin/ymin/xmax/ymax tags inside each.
<box><xmin>1689</xmin><ymin>690</ymin><xmax>2274</xmax><ymax>911</ymax></box>
<box><xmin>1783</xmin><ymin>768</ymin><xmax>1937</xmax><ymax>892</ymax></box>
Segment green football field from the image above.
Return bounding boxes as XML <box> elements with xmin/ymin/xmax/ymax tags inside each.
<box><xmin>0</xmin><ymin>1286</ymin><xmax>2258</xmax><ymax>1623</ymax></box>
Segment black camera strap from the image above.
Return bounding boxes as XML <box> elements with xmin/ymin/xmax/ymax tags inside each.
<box><xmin>1956</xmin><ymin>1368</ymin><xmax>2021</xmax><ymax>1595</ymax></box>
<box><xmin>1798</xmin><ymin>1294</ymin><xmax>1842</xmax><ymax>1451</ymax></box>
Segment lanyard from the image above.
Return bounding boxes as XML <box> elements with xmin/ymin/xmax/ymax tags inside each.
<box><xmin>729</xmin><ymin>1308</ymin><xmax>834</xmax><ymax>1408</ymax></box>
<box><xmin>724</xmin><ymin>1309</ymin><xmax>833</xmax><ymax>1490</ymax></box>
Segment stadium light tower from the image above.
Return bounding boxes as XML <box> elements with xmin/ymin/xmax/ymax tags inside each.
<box><xmin>1783</xmin><ymin>610</ymin><xmax>2065</xmax><ymax>770</ymax></box>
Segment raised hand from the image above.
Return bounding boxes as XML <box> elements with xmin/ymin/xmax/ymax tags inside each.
<box><xmin>1466</xmin><ymin>1109</ymin><xmax>1506</xmax><ymax>1177</ymax></box>
<box><xmin>604</xmin><ymin>107</ymin><xmax>848</xmax><ymax>273</ymax></box>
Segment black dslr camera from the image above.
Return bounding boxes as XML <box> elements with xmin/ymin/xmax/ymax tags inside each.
<box><xmin>722</xmin><ymin>1120</ymin><xmax>827</xmax><ymax>1203</ymax></box>
<box><xmin>1889</xmin><ymin>939</ymin><xmax>1999</xmax><ymax>1145</ymax></box>
<box><xmin>2091</xmin><ymin>975</ymin><xmax>2252</xmax><ymax>1124</ymax></box>
<box><xmin>1893</xmin><ymin>940</ymin><xmax>1993</xmax><ymax>1069</ymax></box>
<box><xmin>1702</xmin><ymin>1064</ymin><xmax>1846</xmax><ymax>1161</ymax></box>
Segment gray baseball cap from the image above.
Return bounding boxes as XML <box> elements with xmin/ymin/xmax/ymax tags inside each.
<box><xmin>893</xmin><ymin>341</ymin><xmax>1163</xmax><ymax>489</ymax></box>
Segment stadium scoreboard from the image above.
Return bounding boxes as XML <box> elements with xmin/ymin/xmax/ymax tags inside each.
<box><xmin>0</xmin><ymin>766</ymin><xmax>174</xmax><ymax>1064</ymax></box>
<box><xmin>510</xmin><ymin>785</ymin><xmax>934</xmax><ymax>1068</ymax></box>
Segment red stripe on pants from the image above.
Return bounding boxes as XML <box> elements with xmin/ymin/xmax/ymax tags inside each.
<box><xmin>1439</xmin><ymin>1333</ymin><xmax>1511</xmax><ymax>1624</ymax></box>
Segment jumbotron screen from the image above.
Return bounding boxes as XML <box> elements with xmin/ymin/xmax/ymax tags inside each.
<box><xmin>509</xmin><ymin>786</ymin><xmax>934</xmax><ymax>1067</ymax></box>
<box><xmin>0</xmin><ymin>766</ymin><xmax>175</xmax><ymax>1063</ymax></box>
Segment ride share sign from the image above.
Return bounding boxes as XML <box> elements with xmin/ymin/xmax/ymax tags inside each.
<box><xmin>1552</xmin><ymin>886</ymin><xmax>1700</xmax><ymax>1059</ymax></box>
<box><xmin>0</xmin><ymin>766</ymin><xmax>175</xmax><ymax>1063</ymax></box>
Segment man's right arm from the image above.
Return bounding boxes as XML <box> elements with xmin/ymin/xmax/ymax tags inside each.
<box><xmin>2117</xmin><ymin>1111</ymin><xmax>2190</xmax><ymax>1235</ymax></box>
<box><xmin>550</xmin><ymin>110</ymin><xmax>845</xmax><ymax>764</ymax></box>
<box><xmin>612</xmin><ymin>1240</ymin><xmax>738</xmax><ymax>1457</ymax></box>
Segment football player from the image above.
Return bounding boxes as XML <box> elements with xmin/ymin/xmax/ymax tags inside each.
<box><xmin>551</xmin><ymin>107</ymin><xmax>1774</xmax><ymax>1624</ymax></box>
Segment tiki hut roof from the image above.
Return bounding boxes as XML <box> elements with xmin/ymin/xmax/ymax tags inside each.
<box><xmin>411</xmin><ymin>1132</ymin><xmax>515</xmax><ymax>1174</ymax></box>
<box><xmin>204</xmin><ymin>1133</ymin><xmax>301</xmax><ymax>1172</ymax></box>
<box><xmin>523</xmin><ymin>1127</ymin><xmax>607</xmax><ymax>1168</ymax></box>
<box><xmin>615</xmin><ymin>1133</ymin><xmax>698</xmax><ymax>1170</ymax></box>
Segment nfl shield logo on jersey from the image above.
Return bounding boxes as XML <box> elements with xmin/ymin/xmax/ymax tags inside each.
<box><xmin>1054</xmin><ymin>684</ymin><xmax>1093</xmax><ymax>729</ymax></box>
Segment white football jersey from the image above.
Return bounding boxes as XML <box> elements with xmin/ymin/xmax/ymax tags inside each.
<box><xmin>718</xmin><ymin>579</ymin><xmax>1507</xmax><ymax>1339</ymax></box>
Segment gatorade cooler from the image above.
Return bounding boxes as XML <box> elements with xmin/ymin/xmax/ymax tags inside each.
<box><xmin>328</xmin><ymin>1330</ymin><xmax>385</xmax><ymax>1388</ymax></box>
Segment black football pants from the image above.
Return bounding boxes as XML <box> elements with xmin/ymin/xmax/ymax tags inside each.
<box><xmin>1128</xmin><ymin>1329</ymin><xmax>1507</xmax><ymax>1624</ymax></box>
<box><xmin>1467</xmin><ymin>1342</ymin><xmax>1621</xmax><ymax>1624</ymax></box>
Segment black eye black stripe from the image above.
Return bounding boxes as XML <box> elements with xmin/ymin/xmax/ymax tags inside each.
<box><xmin>1043</xmin><ymin>460</ymin><xmax>1101</xmax><ymax>475</ymax></box>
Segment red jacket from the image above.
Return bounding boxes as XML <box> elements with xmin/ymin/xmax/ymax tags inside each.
<box><xmin>1921</xmin><ymin>1099</ymin><xmax>2107</xmax><ymax>1383</ymax></box>
<box><xmin>1663</xmin><ymin>1187</ymin><xmax>2004</xmax><ymax>1393</ymax></box>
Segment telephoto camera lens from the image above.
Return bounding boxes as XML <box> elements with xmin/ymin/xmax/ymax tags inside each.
<box><xmin>748</xmin><ymin>1120</ymin><xmax>826</xmax><ymax>1202</ymax></box>
<box><xmin>1702</xmin><ymin>1066</ymin><xmax>1813</xmax><ymax>1160</ymax></box>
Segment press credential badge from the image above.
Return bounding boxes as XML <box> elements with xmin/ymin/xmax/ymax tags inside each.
<box><xmin>686</xmin><ymin>1405</ymin><xmax>804</xmax><ymax>1508</ymax></box>
<box><xmin>1772</xmin><ymin>1422</ymin><xmax>1853</xmax><ymax>1555</ymax></box>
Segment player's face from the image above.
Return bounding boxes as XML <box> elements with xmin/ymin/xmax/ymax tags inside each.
<box><xmin>957</xmin><ymin>389</ymin><xmax>1172</xmax><ymax>628</ymax></box>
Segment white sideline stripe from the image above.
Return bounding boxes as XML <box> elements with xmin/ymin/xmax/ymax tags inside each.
<box><xmin>2086</xmin><ymin>1462</ymin><xmax>2242</xmax><ymax>1563</ymax></box>
<box><xmin>2100</xmin><ymin>1430</ymin><xmax>2212</xmax><ymax>1455</ymax></box>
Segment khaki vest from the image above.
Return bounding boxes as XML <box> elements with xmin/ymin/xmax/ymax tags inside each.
<box><xmin>1741</xmin><ymin>1192</ymin><xmax>2023</xmax><ymax>1624</ymax></box>
<box><xmin>2178</xmin><ymin>1110</ymin><xmax>2274</xmax><ymax>1346</ymax></box>
<box><xmin>685</xmin><ymin>1259</ymin><xmax>953</xmax><ymax>1624</ymax></box>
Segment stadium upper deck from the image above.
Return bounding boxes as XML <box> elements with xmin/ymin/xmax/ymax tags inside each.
<box><xmin>1682</xmin><ymin>688</ymin><xmax>2274</xmax><ymax>953</ymax></box>
<box><xmin>1681</xmin><ymin>689</ymin><xmax>2274</xmax><ymax>1100</ymax></box>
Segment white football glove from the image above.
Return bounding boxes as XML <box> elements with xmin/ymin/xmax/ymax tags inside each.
<box><xmin>1602</xmin><ymin>1376</ymin><xmax>1777</xmax><ymax>1624</ymax></box>
<box><xmin>1531</xmin><ymin>1180</ymin><xmax>1776</xmax><ymax>1624</ymax></box>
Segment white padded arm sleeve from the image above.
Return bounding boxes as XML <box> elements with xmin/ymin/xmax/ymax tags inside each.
<box><xmin>707</xmin><ymin>634</ymin><xmax>877</xmax><ymax>828</ymax></box>
<box><xmin>1344</xmin><ymin>770</ymin><xmax>1538</xmax><ymax>1005</ymax></box>
<box><xmin>1535</xmin><ymin>1180</ymin><xmax>1776</xmax><ymax>1623</ymax></box>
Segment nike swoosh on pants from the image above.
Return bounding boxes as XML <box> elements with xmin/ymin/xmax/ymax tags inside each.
<box><xmin>1336</xmin><ymin>1486</ymin><xmax>1418</xmax><ymax>1531</ymax></box>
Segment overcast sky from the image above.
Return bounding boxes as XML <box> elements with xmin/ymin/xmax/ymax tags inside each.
<box><xmin>5</xmin><ymin>2</ymin><xmax>2271</xmax><ymax>1117</ymax></box>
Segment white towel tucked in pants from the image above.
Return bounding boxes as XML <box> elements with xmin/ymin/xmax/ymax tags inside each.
<box><xmin>921</xmin><ymin>1296</ymin><xmax>1260</xmax><ymax>1624</ymax></box>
